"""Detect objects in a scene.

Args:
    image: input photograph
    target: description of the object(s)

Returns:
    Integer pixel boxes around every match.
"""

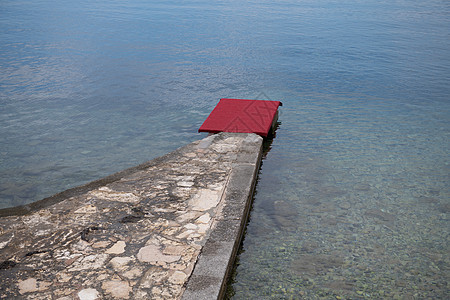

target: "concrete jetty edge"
[182,135,263,300]
[0,132,263,299]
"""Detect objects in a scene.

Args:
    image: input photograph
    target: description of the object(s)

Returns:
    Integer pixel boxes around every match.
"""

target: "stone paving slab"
[0,132,263,299]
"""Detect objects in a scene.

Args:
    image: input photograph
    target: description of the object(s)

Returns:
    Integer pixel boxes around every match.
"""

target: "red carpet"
[199,98,282,137]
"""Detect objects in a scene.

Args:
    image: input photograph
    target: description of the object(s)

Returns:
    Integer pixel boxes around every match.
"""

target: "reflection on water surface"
[0,0,448,298]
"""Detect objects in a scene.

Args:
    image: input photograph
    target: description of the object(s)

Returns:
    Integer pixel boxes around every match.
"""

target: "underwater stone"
[364,209,395,223]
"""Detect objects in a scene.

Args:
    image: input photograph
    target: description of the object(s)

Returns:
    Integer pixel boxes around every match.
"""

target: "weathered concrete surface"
[0,132,262,299]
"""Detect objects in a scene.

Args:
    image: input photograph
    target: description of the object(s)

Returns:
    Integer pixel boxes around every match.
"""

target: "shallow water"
[1,0,449,297]
[229,96,449,298]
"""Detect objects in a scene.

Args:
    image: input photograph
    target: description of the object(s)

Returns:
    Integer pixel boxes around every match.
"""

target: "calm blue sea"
[1,0,449,297]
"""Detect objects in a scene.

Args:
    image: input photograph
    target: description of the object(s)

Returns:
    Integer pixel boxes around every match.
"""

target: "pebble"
[338,201,351,210]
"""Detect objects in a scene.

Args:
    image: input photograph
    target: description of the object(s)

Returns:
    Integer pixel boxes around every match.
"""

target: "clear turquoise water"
[1,0,449,297]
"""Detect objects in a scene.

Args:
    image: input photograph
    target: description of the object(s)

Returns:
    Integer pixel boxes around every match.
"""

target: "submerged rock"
[438,202,450,213]
[290,254,344,276]
[364,209,395,223]
[324,279,355,292]
[271,200,300,231]
[416,196,439,204]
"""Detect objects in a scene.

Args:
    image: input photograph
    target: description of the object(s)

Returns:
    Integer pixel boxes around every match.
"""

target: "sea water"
[1,0,449,298]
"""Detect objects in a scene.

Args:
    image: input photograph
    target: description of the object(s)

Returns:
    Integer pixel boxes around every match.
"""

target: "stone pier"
[0,132,263,299]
